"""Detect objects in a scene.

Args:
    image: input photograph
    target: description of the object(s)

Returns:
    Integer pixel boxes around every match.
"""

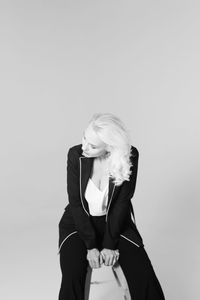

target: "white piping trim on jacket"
[130,210,136,224]
[120,234,140,247]
[105,183,116,223]
[79,157,89,216]
[57,231,78,254]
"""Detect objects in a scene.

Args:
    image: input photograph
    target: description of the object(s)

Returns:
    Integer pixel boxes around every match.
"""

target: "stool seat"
[84,262,131,300]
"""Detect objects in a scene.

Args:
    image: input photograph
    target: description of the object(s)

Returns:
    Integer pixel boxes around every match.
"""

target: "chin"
[83,152,90,157]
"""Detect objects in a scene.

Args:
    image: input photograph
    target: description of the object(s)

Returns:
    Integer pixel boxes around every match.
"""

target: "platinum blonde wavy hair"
[88,112,133,186]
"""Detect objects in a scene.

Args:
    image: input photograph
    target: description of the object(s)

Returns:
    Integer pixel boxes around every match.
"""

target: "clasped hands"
[87,248,120,269]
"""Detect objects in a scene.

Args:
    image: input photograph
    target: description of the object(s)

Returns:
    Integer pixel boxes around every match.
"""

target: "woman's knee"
[118,238,153,273]
[59,233,88,277]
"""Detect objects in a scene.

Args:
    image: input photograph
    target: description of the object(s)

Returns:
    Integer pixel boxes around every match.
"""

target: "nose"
[82,146,89,152]
[82,139,88,151]
[82,146,89,155]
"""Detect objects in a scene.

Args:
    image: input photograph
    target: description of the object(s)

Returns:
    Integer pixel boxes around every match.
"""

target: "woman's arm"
[67,147,97,249]
[102,147,139,249]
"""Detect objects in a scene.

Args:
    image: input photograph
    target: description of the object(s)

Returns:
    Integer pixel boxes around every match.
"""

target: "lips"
[83,151,89,156]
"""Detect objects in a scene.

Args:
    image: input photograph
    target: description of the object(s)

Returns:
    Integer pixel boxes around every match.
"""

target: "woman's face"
[81,126,108,158]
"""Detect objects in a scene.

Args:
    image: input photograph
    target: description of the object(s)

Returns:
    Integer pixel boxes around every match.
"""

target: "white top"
[84,178,109,216]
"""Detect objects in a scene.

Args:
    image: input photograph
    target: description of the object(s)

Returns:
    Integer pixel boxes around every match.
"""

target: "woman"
[58,112,165,299]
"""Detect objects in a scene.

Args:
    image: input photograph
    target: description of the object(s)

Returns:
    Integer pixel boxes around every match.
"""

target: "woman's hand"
[87,248,104,269]
[100,248,120,266]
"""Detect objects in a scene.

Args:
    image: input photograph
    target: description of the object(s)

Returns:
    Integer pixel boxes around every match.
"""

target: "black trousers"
[58,215,165,300]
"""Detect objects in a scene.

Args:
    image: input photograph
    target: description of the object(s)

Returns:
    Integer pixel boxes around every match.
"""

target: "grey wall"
[1,1,200,299]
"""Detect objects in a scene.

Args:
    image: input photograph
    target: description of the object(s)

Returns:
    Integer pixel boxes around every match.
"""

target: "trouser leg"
[58,233,89,300]
[118,237,165,300]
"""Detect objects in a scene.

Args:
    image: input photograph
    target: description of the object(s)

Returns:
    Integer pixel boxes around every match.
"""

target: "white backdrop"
[1,1,200,299]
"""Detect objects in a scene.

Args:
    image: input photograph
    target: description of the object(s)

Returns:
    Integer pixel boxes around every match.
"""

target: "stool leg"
[84,266,93,300]
[112,262,131,300]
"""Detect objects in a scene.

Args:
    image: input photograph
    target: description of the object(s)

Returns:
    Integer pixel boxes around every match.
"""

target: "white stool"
[84,262,131,300]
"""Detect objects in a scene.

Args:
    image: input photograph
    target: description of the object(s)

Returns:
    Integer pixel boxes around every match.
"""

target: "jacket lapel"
[79,155,116,216]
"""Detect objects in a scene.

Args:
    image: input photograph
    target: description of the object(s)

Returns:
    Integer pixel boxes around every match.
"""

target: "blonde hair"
[88,112,133,186]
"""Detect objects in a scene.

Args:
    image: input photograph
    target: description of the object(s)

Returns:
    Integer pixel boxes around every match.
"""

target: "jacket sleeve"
[102,147,139,250]
[66,147,97,250]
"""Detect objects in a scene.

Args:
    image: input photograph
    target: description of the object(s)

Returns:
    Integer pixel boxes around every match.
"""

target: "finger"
[99,254,103,265]
[113,252,119,259]
[91,258,95,267]
[102,253,107,264]
[110,255,114,266]
[112,258,116,266]
[109,253,115,266]
[111,253,117,266]
[106,256,111,266]
[103,255,108,266]
[94,259,100,268]
[94,262,100,268]
[95,255,100,267]
[105,256,110,266]
[112,256,118,266]
[102,253,107,265]
[91,258,97,268]
[110,256,114,266]
[102,252,111,266]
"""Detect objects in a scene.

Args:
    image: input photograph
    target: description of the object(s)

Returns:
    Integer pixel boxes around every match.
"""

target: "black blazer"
[58,144,144,253]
